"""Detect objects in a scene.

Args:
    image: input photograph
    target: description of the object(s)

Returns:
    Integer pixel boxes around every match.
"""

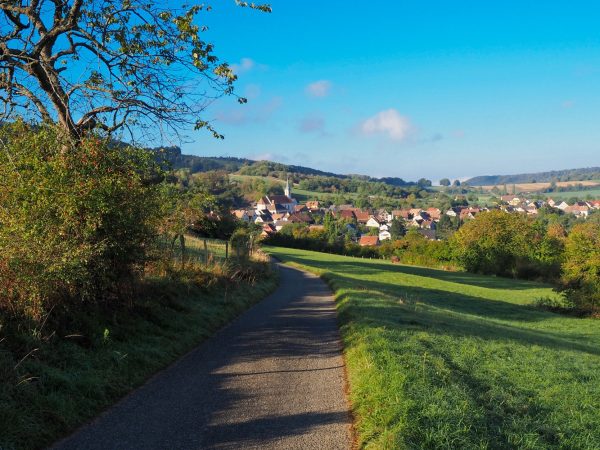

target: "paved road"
[51,263,352,450]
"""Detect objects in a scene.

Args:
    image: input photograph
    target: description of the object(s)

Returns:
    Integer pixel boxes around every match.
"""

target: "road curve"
[51,263,352,450]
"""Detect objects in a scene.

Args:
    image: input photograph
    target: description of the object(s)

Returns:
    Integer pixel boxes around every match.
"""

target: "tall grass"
[0,259,277,450]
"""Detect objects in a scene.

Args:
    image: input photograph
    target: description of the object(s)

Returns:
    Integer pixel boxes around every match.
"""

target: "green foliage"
[0,123,163,320]
[560,222,600,312]
[451,211,536,277]
[389,218,406,239]
[439,178,451,187]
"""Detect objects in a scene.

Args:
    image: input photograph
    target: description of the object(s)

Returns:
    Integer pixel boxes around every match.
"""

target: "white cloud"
[305,80,332,97]
[360,109,412,141]
[231,57,256,75]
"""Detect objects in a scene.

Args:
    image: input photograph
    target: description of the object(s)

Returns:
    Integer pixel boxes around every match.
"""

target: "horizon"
[176,1,600,181]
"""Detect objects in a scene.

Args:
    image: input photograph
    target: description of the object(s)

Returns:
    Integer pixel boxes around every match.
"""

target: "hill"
[466,167,600,186]
[154,146,415,187]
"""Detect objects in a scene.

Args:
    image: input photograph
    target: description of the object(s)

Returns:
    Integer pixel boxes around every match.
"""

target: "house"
[294,204,308,213]
[359,235,380,247]
[555,201,570,211]
[566,203,590,217]
[426,207,442,221]
[308,224,325,232]
[445,207,462,217]
[339,210,356,221]
[525,204,538,215]
[375,209,392,223]
[305,200,321,211]
[271,212,289,222]
[392,209,413,221]
[272,220,288,231]
[287,212,314,224]
[379,223,390,232]
[588,200,600,209]
[232,209,250,222]
[378,230,392,241]
[354,210,371,224]
[501,195,523,206]
[254,210,273,224]
[260,223,276,237]
[365,217,381,228]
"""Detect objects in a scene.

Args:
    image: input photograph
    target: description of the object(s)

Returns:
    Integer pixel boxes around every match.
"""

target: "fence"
[182,234,229,264]
[163,233,257,265]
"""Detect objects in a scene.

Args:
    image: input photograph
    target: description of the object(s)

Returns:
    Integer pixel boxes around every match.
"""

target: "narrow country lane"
[51,263,353,450]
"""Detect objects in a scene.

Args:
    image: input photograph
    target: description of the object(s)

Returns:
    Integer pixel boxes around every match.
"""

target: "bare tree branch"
[0,0,271,142]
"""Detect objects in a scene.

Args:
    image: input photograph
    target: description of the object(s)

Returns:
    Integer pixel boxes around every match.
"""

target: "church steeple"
[284,175,291,198]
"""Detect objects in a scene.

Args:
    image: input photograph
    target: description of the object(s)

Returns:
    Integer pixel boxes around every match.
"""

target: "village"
[231,177,600,246]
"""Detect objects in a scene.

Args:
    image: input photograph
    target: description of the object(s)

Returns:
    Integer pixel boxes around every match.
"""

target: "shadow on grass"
[274,250,547,291]
[329,273,600,357]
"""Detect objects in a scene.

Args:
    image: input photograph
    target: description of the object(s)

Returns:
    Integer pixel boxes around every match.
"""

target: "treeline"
[467,167,600,186]
[154,146,253,173]
[265,210,600,313]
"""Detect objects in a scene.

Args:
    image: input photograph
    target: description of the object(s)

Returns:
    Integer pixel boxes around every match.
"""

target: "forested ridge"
[467,167,600,185]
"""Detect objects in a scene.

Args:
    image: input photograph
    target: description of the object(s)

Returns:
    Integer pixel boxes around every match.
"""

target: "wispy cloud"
[231,57,265,75]
[215,97,282,126]
[298,114,329,137]
[305,80,332,97]
[360,109,413,141]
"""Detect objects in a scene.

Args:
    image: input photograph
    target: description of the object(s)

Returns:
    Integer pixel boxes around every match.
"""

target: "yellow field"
[480,180,600,192]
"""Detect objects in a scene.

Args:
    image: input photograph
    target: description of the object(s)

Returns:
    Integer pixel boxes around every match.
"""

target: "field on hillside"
[266,247,600,449]
[479,179,600,193]
[546,187,600,200]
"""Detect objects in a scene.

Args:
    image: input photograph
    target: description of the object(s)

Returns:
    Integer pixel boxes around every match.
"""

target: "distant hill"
[466,167,600,186]
[153,146,415,186]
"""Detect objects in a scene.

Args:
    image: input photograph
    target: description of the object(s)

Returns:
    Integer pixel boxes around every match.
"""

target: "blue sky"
[179,1,600,182]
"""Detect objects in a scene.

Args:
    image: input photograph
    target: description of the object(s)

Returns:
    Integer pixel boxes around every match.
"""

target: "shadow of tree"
[277,251,548,291]
[328,273,600,356]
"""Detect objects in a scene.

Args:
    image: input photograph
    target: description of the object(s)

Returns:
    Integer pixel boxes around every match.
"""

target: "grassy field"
[0,266,277,450]
[266,246,600,449]
[546,187,600,200]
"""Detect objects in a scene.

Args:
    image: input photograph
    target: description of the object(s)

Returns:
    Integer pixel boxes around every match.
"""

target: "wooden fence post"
[225,241,229,259]
[204,239,208,263]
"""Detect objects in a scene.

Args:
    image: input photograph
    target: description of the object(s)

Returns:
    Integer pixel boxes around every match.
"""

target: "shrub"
[451,211,536,277]
[0,123,163,320]
[559,222,600,313]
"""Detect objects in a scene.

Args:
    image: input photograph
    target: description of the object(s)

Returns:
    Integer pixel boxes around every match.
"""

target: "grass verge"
[265,246,600,449]
[0,262,278,450]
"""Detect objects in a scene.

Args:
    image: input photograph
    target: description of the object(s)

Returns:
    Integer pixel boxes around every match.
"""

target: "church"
[255,176,298,214]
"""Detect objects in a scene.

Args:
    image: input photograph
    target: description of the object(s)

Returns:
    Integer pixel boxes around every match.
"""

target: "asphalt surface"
[51,263,352,450]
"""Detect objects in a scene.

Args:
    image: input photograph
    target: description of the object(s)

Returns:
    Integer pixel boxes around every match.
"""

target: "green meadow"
[266,246,600,449]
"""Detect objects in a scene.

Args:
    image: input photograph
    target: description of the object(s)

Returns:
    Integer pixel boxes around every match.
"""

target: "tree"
[452,179,461,187]
[560,222,600,312]
[417,178,432,187]
[439,178,451,187]
[451,210,534,277]
[0,1,270,140]
[389,218,406,239]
